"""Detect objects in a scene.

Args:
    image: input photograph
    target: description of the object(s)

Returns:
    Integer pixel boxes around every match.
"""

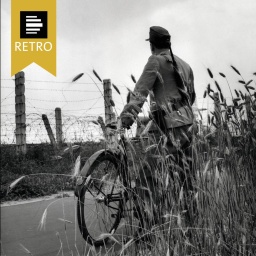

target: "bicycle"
[75,119,147,247]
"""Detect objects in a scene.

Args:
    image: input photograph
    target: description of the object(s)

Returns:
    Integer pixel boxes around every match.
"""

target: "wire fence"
[1,74,248,145]
[1,112,106,144]
[1,77,119,144]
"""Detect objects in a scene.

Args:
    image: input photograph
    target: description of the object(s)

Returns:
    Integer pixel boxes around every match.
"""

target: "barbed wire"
[2,86,101,93]
[2,74,247,145]
[1,112,105,144]
[26,96,102,103]
[1,78,102,85]
[1,78,128,88]
[1,79,131,94]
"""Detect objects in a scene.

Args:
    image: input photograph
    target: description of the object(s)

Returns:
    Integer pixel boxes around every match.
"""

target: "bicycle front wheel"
[77,151,127,246]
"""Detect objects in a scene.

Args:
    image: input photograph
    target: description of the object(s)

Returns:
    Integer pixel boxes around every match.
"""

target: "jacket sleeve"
[121,55,159,115]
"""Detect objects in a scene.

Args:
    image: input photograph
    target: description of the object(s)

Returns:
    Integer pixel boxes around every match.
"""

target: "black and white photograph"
[1,0,256,255]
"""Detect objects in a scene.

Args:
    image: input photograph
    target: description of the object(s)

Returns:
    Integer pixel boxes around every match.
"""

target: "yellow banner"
[11,0,56,76]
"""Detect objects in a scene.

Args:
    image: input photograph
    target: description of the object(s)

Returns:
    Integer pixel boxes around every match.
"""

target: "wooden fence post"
[213,92,221,127]
[42,114,58,152]
[55,108,63,146]
[245,95,252,127]
[103,79,118,149]
[15,71,26,154]
[97,116,107,138]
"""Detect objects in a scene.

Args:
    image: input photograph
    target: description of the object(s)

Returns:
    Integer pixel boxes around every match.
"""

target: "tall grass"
[2,67,256,255]
[115,67,256,255]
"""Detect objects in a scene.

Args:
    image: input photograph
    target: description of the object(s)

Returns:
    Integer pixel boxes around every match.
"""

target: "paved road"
[1,195,133,256]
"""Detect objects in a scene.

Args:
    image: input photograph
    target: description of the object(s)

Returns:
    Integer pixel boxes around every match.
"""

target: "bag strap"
[162,54,192,106]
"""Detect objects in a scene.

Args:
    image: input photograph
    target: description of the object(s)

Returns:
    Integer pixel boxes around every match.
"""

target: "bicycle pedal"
[95,195,105,203]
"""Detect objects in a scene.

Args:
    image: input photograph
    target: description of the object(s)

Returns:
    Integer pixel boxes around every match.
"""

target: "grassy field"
[1,67,256,255]
[0,142,104,201]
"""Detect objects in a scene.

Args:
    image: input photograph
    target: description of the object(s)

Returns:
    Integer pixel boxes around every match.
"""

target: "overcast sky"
[1,0,256,141]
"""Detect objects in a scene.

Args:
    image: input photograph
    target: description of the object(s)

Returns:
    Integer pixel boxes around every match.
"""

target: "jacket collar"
[158,49,170,56]
[153,48,169,55]
[158,50,173,62]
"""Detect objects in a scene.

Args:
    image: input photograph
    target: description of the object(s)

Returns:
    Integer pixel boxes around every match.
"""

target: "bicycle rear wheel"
[77,152,127,246]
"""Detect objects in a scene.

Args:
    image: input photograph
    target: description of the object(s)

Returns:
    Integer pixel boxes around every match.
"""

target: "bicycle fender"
[80,149,106,177]
[74,149,119,197]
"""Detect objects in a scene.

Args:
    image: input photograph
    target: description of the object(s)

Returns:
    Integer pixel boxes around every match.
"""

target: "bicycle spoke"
[93,184,107,196]
[77,154,127,245]
[96,203,112,233]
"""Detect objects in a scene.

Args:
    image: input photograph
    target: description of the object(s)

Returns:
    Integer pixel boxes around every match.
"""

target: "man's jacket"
[121,50,195,130]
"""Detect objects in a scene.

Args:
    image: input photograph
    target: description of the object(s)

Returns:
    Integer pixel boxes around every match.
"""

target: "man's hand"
[120,102,141,129]
[120,112,135,129]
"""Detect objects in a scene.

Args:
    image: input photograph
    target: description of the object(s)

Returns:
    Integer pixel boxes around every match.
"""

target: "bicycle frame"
[75,119,149,246]
[75,119,129,198]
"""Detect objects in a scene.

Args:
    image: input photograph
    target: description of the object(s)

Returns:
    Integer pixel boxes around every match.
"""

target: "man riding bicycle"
[120,26,196,227]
